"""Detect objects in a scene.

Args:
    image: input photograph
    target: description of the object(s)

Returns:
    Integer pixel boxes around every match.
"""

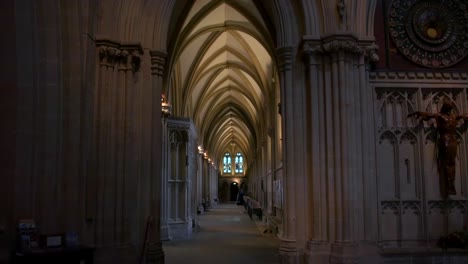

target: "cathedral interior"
[2,0,468,263]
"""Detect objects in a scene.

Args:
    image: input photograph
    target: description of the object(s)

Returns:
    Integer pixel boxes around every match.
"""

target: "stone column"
[302,39,330,263]
[91,39,145,263]
[160,95,171,240]
[302,35,380,264]
[187,122,197,219]
[276,46,301,263]
[362,43,379,243]
[202,157,210,207]
[94,40,122,246]
[197,153,204,209]
[145,49,167,263]
[210,165,218,206]
[119,44,143,244]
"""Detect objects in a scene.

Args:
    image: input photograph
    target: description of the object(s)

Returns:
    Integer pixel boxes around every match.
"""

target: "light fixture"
[161,94,172,117]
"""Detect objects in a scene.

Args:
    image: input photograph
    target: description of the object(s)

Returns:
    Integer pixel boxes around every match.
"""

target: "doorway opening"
[230,182,239,202]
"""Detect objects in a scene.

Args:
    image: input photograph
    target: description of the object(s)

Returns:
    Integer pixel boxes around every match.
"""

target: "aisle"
[163,203,280,264]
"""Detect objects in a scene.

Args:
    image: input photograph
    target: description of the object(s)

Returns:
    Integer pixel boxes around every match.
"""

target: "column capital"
[302,40,323,65]
[96,39,144,71]
[121,43,144,72]
[363,42,379,64]
[150,50,168,77]
[97,46,120,66]
[97,39,119,67]
[322,39,363,55]
[302,40,323,56]
[276,46,294,72]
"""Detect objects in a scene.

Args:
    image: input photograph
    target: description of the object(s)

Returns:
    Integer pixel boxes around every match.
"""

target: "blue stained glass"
[224,153,232,173]
[235,152,244,173]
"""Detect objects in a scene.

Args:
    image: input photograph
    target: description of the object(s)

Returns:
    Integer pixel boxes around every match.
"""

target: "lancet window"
[235,152,244,173]
[223,153,232,173]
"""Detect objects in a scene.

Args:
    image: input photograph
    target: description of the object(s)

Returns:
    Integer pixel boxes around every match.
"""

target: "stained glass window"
[223,153,232,173]
[235,152,243,173]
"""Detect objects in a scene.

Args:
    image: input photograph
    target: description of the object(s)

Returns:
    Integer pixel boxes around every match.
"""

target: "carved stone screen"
[371,72,468,248]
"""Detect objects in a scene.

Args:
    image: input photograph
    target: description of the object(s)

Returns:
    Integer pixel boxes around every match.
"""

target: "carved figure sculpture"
[408,101,468,196]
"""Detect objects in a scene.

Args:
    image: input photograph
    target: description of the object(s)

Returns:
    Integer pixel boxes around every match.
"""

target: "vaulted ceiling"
[167,0,275,171]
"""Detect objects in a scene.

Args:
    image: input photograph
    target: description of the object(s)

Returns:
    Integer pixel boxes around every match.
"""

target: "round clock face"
[388,0,468,68]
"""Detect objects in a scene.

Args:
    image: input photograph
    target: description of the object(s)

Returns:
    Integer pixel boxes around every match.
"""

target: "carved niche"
[388,0,468,68]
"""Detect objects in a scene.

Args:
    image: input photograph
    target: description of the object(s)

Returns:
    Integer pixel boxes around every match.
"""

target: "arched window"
[223,153,232,173]
[235,152,244,173]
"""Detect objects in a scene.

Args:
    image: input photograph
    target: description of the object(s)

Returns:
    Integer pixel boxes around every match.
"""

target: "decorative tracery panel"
[376,89,417,129]
[375,85,468,248]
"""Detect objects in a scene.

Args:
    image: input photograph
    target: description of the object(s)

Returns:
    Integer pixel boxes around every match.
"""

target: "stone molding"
[323,39,363,55]
[276,46,294,72]
[96,39,144,72]
[370,71,468,82]
[306,240,331,250]
[167,117,197,137]
[150,50,167,77]
[302,41,323,56]
[365,43,379,63]
[279,238,299,254]
[379,200,467,215]
[428,200,467,214]
[337,0,346,21]
[302,36,379,63]
[330,242,359,264]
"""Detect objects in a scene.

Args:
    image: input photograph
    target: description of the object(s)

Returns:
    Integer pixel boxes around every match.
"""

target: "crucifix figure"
[408,101,468,197]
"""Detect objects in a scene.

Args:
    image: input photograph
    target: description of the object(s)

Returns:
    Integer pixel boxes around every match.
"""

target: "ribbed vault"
[167,0,275,173]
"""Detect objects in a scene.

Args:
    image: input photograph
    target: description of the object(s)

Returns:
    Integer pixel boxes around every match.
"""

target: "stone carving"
[116,50,129,71]
[322,40,362,55]
[408,101,468,196]
[98,46,108,62]
[428,200,449,214]
[388,0,468,68]
[364,43,379,63]
[370,71,468,81]
[302,38,379,67]
[428,200,467,214]
[150,50,167,77]
[130,50,142,72]
[96,40,144,71]
[337,0,345,20]
[381,201,400,215]
[382,201,423,215]
[449,200,467,213]
[97,46,119,66]
[400,131,417,144]
[376,89,417,129]
[402,201,421,214]
[302,41,323,64]
[379,131,397,144]
[302,42,323,55]
[276,46,294,72]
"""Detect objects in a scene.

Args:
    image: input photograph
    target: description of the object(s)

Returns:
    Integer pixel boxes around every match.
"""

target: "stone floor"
[163,203,280,264]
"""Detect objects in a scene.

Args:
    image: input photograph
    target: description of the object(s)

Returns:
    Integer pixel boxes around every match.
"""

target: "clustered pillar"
[301,36,379,264]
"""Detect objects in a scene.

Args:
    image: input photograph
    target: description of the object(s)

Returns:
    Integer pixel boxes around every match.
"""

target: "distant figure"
[236,188,244,205]
[408,101,468,196]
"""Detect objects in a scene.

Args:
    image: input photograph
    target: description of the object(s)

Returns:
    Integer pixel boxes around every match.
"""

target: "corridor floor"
[163,203,280,264]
